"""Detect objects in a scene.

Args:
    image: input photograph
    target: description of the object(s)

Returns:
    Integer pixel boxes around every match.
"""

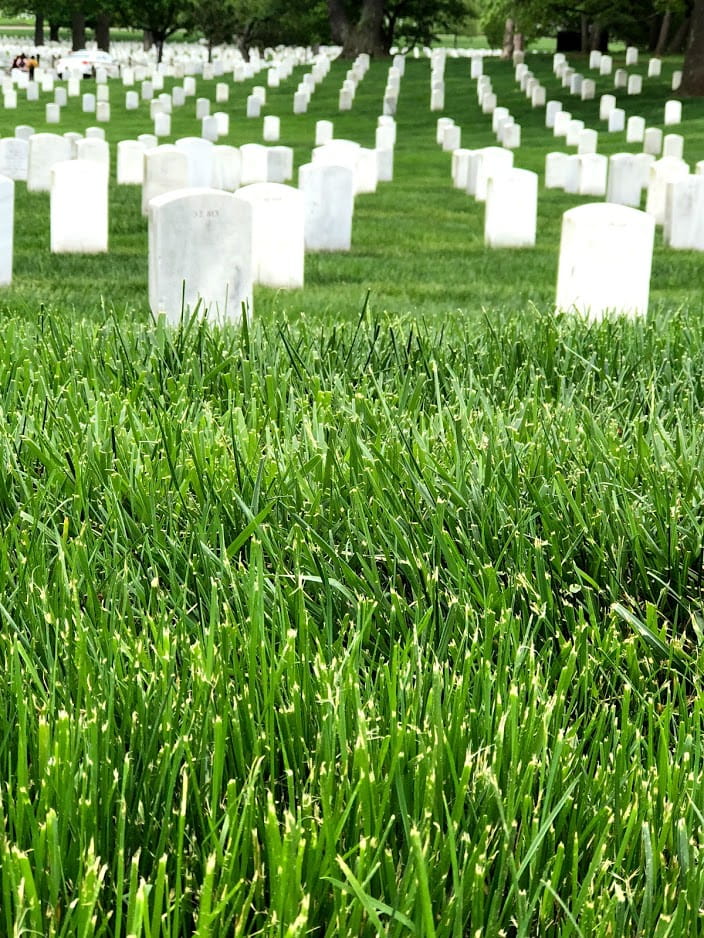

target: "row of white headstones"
[0,42,693,322]
[428,46,702,318]
[0,48,400,323]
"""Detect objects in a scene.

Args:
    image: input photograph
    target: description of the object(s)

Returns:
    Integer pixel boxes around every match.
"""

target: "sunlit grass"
[0,50,703,937]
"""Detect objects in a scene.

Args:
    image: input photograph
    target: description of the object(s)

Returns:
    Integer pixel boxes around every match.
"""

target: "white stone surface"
[578,153,608,196]
[645,156,690,224]
[51,160,108,253]
[263,115,280,142]
[545,152,568,189]
[267,146,294,183]
[556,203,655,319]
[315,120,333,146]
[545,100,562,128]
[149,188,253,324]
[0,174,14,283]
[644,127,663,155]
[117,140,146,185]
[233,182,304,288]
[607,153,642,207]
[663,133,684,159]
[142,145,188,215]
[484,169,537,248]
[0,138,28,181]
[664,175,704,249]
[76,137,109,169]
[175,137,214,187]
[212,145,242,191]
[298,162,354,251]
[599,94,616,121]
[27,133,72,192]
[664,100,682,125]
[627,116,645,143]
[608,108,625,132]
[475,146,514,201]
[240,143,269,185]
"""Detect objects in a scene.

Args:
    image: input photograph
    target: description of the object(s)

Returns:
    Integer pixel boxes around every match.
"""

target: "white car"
[55,49,117,79]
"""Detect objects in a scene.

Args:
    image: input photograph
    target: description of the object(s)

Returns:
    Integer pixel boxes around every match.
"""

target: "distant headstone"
[664,100,682,125]
[240,143,269,185]
[76,137,109,170]
[154,113,171,138]
[556,203,655,318]
[315,120,333,146]
[298,162,354,251]
[0,174,13,284]
[648,58,662,78]
[577,153,608,196]
[46,103,60,124]
[212,145,241,191]
[267,145,293,184]
[626,46,638,66]
[545,152,568,189]
[27,133,72,192]
[645,156,690,224]
[263,115,280,142]
[126,91,139,110]
[149,188,253,324]
[474,146,514,201]
[606,153,642,207]
[663,133,684,159]
[0,138,28,181]
[599,94,616,121]
[175,137,215,187]
[627,75,642,95]
[643,127,663,155]
[51,161,108,253]
[82,93,96,113]
[664,175,704,249]
[545,100,562,128]
[233,182,304,288]
[485,169,537,248]
[627,116,645,144]
[608,108,625,132]
[117,140,145,185]
[15,124,33,141]
[142,145,189,215]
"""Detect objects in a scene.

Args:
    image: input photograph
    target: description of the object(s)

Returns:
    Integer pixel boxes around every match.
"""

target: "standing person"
[27,53,37,79]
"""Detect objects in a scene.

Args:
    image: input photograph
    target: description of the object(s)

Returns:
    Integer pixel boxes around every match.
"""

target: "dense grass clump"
[0,303,703,936]
[0,46,703,936]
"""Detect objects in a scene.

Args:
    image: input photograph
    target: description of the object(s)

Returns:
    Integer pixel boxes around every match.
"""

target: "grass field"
[1,47,704,937]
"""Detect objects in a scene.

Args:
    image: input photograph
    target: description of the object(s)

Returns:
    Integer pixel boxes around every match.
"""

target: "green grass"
[0,46,704,937]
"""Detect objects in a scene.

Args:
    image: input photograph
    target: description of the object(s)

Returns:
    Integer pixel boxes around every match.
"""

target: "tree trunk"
[329,0,388,57]
[501,18,514,60]
[655,11,672,56]
[143,29,153,51]
[681,0,704,95]
[668,16,691,53]
[34,13,44,46]
[71,10,86,51]
[580,14,589,53]
[327,0,349,45]
[95,11,110,52]
[49,22,60,42]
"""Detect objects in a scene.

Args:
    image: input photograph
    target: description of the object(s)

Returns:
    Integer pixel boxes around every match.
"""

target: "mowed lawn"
[0,47,704,937]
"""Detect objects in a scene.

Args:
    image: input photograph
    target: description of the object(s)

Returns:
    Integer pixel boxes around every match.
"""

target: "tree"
[114,0,187,61]
[327,0,476,57]
[681,0,704,92]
